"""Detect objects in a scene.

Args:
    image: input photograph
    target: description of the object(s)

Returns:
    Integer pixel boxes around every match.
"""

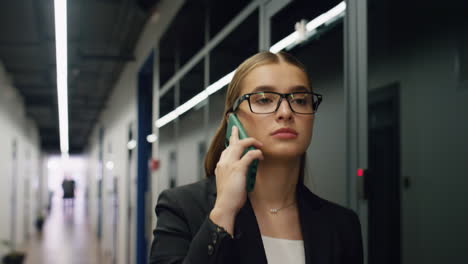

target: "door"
[112,176,118,264]
[126,122,136,264]
[97,127,104,239]
[368,84,401,264]
[11,139,17,247]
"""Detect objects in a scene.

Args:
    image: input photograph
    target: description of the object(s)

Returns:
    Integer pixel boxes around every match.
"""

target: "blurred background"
[0,0,467,263]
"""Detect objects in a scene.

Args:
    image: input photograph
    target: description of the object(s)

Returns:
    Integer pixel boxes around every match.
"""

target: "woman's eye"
[256,98,273,104]
[291,99,307,105]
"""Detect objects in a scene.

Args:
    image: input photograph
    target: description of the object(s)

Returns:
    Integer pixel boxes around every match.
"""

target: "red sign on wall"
[149,158,160,171]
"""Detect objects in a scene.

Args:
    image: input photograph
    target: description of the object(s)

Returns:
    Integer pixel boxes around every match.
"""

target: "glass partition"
[367,1,468,263]
[270,0,347,207]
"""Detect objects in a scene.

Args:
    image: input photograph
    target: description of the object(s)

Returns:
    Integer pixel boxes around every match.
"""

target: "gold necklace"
[269,201,296,214]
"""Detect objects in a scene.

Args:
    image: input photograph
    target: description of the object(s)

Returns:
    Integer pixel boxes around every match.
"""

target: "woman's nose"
[276,98,293,120]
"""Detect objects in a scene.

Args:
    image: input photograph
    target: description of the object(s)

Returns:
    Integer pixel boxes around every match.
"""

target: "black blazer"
[149,176,363,264]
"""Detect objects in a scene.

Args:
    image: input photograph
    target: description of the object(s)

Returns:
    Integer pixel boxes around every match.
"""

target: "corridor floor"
[24,196,111,264]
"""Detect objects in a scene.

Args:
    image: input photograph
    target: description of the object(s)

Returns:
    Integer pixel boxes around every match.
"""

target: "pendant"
[270,208,279,214]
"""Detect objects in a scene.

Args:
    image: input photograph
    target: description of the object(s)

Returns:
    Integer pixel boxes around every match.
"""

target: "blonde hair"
[204,51,311,182]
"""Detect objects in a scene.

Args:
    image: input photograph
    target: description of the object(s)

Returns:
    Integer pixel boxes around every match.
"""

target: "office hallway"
[0,1,467,263]
[23,195,111,264]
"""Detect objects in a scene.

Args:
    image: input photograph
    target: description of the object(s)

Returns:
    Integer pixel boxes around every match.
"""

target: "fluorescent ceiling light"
[127,139,137,149]
[155,70,236,128]
[269,31,299,53]
[156,110,179,128]
[206,71,235,95]
[177,91,208,116]
[156,2,346,128]
[106,161,114,170]
[146,134,158,143]
[54,0,69,154]
[47,160,58,170]
[155,71,236,128]
[270,1,346,53]
[306,2,345,32]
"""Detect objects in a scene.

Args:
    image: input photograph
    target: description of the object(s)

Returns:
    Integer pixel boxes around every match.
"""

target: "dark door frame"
[368,83,401,264]
[136,51,154,264]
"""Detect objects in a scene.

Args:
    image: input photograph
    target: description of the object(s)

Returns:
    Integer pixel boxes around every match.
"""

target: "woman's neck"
[248,156,301,209]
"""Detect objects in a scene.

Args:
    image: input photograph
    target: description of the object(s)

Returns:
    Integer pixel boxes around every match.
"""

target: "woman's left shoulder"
[299,185,364,261]
[300,184,360,225]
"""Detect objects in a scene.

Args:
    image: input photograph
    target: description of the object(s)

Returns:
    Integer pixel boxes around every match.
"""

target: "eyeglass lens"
[249,92,316,114]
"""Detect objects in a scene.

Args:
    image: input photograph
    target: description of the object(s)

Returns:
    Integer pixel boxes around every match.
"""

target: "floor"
[23,196,111,264]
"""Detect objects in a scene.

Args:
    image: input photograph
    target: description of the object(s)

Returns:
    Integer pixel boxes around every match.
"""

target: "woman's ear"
[224,111,232,122]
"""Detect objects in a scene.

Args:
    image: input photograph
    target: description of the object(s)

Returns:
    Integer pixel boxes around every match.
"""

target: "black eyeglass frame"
[232,91,323,114]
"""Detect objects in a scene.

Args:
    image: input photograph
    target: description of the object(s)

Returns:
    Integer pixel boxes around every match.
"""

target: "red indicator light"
[357,168,364,177]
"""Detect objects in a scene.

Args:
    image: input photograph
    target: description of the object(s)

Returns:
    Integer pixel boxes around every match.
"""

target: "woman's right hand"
[209,125,264,234]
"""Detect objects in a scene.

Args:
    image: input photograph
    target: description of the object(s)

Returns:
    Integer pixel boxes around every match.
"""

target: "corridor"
[24,195,110,264]
[0,0,467,263]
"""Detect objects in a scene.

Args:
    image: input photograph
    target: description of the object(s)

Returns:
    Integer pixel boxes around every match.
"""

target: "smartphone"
[225,113,258,192]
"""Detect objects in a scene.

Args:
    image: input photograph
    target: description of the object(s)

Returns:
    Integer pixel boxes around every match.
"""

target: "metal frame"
[159,0,261,97]
[264,0,293,49]
[136,52,154,264]
[232,91,322,114]
[258,0,268,51]
[203,4,211,148]
[344,0,368,262]
[149,46,161,261]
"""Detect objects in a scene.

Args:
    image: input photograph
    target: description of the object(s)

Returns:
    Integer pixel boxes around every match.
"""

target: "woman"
[149,51,363,264]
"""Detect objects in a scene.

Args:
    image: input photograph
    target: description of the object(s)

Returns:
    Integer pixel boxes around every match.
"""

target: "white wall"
[84,1,185,263]
[86,133,100,236]
[158,89,226,191]
[304,65,346,206]
[0,61,43,254]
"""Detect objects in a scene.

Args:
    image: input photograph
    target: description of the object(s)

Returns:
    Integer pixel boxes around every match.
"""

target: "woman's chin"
[261,148,304,161]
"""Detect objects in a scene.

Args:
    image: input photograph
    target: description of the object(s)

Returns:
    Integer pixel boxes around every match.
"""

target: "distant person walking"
[62,175,76,208]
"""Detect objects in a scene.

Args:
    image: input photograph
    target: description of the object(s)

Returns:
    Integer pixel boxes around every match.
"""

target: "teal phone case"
[225,113,258,192]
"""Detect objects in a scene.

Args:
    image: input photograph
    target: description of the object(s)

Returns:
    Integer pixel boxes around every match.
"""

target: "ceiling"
[0,0,156,154]
[0,0,255,154]
[1,0,343,154]
[2,0,466,154]
[0,0,339,154]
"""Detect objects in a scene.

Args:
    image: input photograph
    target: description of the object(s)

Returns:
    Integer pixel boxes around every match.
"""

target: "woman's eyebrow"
[289,85,310,92]
[250,85,310,93]
[251,85,275,93]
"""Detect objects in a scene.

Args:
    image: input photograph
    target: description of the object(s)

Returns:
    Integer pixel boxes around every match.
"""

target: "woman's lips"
[270,128,298,139]
[272,133,298,139]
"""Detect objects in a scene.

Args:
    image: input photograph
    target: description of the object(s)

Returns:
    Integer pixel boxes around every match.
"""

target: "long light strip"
[269,31,300,53]
[306,1,346,32]
[54,0,69,154]
[155,71,235,128]
[270,1,346,53]
[155,2,346,128]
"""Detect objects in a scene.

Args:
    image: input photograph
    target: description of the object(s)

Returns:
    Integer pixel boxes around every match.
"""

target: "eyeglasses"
[232,91,322,114]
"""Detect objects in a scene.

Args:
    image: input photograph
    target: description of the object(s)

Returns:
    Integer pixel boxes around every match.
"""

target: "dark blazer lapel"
[207,176,217,210]
[208,177,267,264]
[209,177,337,264]
[235,198,268,264]
[297,183,335,264]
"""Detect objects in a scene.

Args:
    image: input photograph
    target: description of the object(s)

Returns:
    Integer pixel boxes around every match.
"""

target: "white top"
[261,235,305,264]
